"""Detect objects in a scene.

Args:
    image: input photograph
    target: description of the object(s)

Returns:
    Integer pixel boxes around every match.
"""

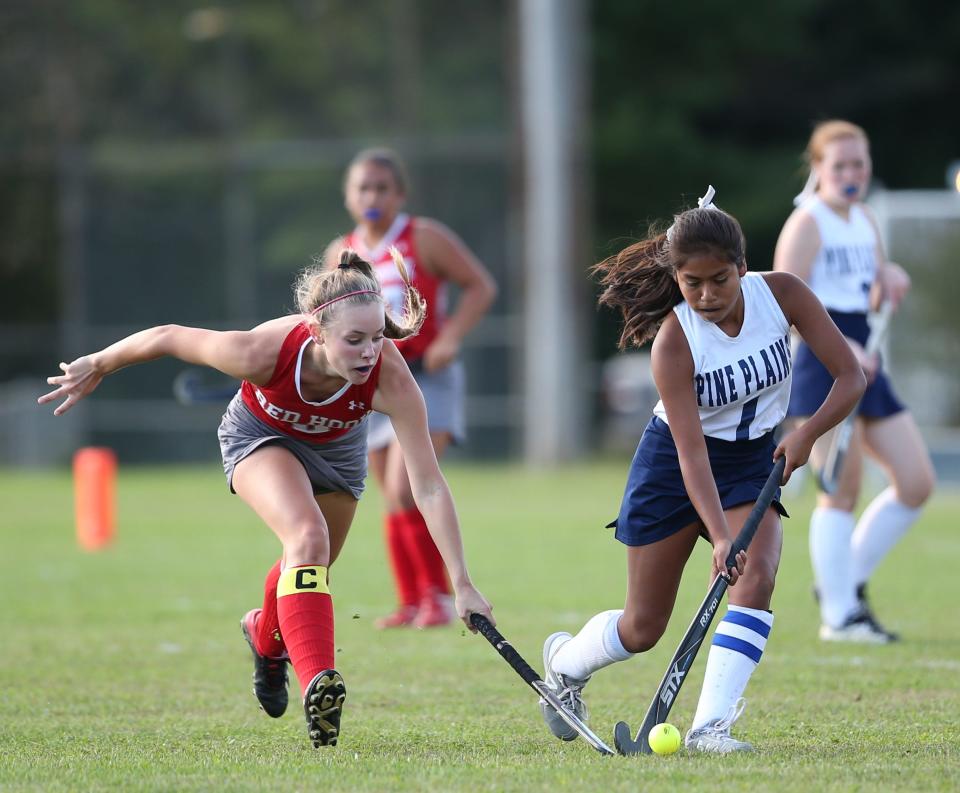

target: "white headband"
[667,185,718,242]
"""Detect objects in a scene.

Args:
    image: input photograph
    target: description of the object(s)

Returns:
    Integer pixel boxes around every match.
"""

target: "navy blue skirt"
[610,416,786,547]
[788,311,904,419]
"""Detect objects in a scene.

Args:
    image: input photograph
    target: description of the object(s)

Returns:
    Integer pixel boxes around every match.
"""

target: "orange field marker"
[73,447,117,550]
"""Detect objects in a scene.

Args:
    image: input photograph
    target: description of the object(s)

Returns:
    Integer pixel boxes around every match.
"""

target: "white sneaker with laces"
[684,698,753,754]
[539,631,590,741]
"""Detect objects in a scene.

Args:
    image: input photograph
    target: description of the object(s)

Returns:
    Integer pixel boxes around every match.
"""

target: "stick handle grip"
[470,613,540,686]
[724,456,785,570]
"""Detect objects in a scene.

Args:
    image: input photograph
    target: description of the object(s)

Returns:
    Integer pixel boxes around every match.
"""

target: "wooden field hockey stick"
[817,301,894,494]
[613,456,786,756]
[470,613,615,756]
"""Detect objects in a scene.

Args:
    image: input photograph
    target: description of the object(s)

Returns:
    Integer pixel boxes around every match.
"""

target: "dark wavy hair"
[593,206,746,348]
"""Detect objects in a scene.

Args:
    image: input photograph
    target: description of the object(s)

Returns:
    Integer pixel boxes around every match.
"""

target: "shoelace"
[556,676,589,716]
[703,697,747,737]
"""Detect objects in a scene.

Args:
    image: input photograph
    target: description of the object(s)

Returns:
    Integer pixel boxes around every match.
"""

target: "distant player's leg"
[370,438,421,629]
[383,433,455,629]
[806,423,876,640]
[233,446,347,747]
[540,523,697,740]
[686,504,780,754]
[240,559,289,717]
[852,412,935,636]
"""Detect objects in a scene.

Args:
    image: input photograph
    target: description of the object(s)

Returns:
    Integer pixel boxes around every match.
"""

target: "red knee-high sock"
[254,559,287,658]
[385,512,420,607]
[277,565,336,697]
[400,506,450,596]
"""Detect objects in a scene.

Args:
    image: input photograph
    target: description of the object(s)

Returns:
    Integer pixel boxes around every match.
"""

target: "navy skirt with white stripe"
[788,310,904,419]
[609,416,786,547]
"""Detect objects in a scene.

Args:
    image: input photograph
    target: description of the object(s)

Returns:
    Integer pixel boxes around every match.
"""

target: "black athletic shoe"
[812,584,900,642]
[855,584,900,642]
[303,669,346,748]
[241,609,289,718]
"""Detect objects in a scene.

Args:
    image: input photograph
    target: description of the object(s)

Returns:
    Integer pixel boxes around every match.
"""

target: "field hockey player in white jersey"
[537,188,865,753]
[774,120,935,643]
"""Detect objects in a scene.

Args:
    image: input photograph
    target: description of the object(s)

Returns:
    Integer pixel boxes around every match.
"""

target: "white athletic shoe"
[539,631,590,741]
[685,698,753,754]
[819,613,894,644]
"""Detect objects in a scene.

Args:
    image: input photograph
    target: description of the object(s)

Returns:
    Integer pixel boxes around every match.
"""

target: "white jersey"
[653,272,792,441]
[801,196,877,313]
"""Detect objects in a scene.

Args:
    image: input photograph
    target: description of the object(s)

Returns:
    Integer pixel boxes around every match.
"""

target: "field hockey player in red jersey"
[38,248,494,748]
[326,148,497,630]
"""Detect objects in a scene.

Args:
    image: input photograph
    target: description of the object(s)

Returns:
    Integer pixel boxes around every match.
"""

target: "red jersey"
[344,213,445,362]
[240,323,381,443]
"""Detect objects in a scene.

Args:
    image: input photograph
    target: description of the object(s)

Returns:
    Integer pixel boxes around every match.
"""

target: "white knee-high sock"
[810,507,858,627]
[690,605,774,731]
[851,487,921,585]
[552,609,633,680]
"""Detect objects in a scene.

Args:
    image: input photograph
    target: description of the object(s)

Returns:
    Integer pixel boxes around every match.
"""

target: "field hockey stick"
[613,456,786,756]
[173,369,240,405]
[816,301,894,494]
[470,613,615,756]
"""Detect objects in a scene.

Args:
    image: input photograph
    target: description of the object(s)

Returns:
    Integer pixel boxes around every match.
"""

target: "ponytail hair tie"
[667,184,718,242]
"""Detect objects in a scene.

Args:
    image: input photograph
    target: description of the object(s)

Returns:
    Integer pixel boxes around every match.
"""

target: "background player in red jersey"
[326,148,497,629]
[38,249,493,748]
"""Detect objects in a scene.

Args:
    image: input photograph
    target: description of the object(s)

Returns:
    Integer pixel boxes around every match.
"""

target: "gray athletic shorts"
[218,393,368,499]
[367,359,466,451]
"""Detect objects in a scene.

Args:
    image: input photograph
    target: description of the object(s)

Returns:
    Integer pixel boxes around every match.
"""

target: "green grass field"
[1,461,958,792]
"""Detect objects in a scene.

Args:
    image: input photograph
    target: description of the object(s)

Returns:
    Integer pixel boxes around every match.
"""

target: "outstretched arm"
[372,342,494,628]
[38,318,294,416]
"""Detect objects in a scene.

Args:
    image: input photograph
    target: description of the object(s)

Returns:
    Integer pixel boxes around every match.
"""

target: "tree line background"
[2,0,958,459]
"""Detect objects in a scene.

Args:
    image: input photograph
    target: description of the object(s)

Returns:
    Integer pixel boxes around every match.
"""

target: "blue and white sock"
[552,609,633,680]
[690,605,774,731]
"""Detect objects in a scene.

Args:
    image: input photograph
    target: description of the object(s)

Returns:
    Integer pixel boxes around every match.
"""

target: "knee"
[896,471,935,509]
[737,563,777,609]
[820,493,857,513]
[285,518,330,564]
[382,482,414,513]
[617,611,667,654]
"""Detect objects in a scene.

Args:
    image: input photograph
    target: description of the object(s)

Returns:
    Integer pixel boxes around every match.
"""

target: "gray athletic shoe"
[685,698,753,754]
[819,612,894,644]
[539,631,590,741]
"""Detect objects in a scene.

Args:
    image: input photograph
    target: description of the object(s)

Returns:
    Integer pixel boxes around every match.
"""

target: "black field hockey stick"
[613,456,786,756]
[470,613,615,756]
[817,301,893,494]
[173,368,240,405]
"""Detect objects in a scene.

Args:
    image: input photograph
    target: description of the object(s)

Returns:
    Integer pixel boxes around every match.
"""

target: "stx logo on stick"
[659,663,686,707]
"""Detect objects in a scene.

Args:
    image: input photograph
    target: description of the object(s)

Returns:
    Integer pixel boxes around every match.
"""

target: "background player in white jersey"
[326,148,497,629]
[537,190,865,753]
[774,120,935,643]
